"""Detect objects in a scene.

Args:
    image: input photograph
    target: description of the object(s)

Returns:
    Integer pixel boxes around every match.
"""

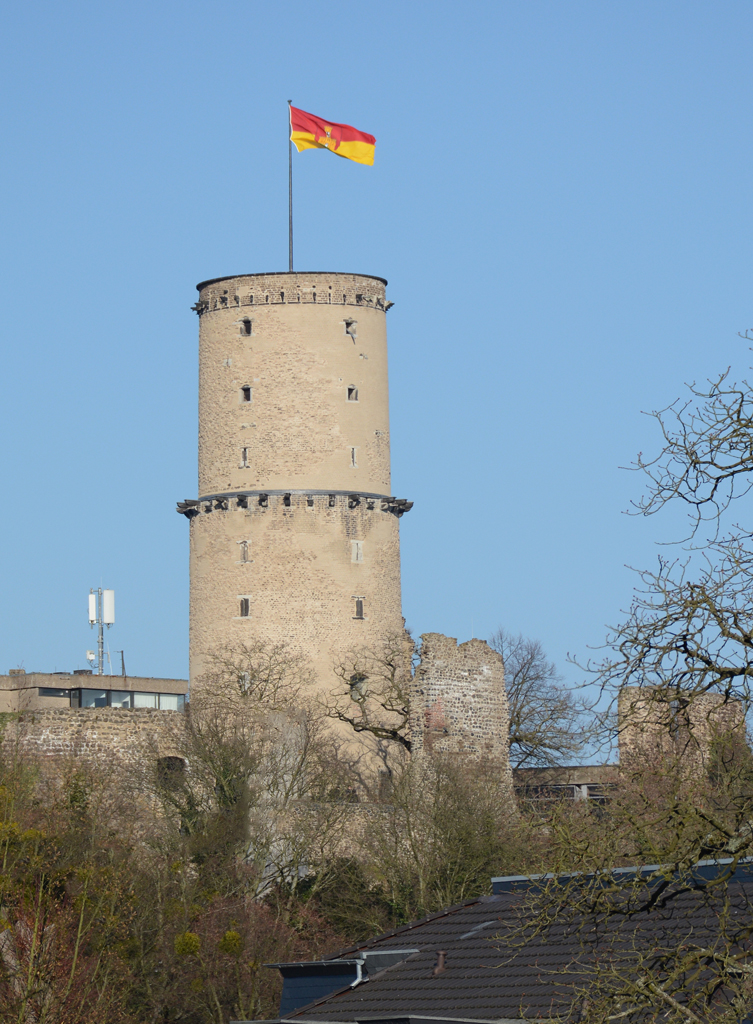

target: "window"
[134,692,158,708]
[159,693,180,711]
[81,689,108,708]
[350,447,358,467]
[347,386,358,402]
[109,691,132,709]
[240,448,249,468]
[354,598,365,620]
[241,386,252,402]
[238,540,249,562]
[239,597,250,617]
[344,319,357,341]
[240,318,252,336]
[38,687,68,698]
[351,540,363,563]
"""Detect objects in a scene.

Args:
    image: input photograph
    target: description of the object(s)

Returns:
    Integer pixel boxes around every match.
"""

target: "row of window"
[240,447,360,469]
[233,317,357,337]
[236,597,365,620]
[39,687,185,710]
[238,385,359,403]
[234,540,363,563]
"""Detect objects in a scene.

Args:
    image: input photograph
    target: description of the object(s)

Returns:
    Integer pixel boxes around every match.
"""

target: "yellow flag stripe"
[291,131,375,167]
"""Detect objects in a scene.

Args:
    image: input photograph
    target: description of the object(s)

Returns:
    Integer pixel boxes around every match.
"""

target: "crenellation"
[194,272,389,318]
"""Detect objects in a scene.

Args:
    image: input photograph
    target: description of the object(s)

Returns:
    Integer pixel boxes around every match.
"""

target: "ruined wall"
[618,686,746,771]
[185,271,410,692]
[412,633,513,774]
[0,708,185,768]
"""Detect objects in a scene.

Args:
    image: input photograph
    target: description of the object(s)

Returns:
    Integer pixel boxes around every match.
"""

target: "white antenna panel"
[103,590,115,625]
[88,593,97,623]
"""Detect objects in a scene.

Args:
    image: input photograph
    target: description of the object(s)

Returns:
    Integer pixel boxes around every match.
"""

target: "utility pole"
[88,588,114,675]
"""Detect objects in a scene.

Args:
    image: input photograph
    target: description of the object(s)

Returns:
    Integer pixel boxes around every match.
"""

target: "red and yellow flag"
[289,105,375,166]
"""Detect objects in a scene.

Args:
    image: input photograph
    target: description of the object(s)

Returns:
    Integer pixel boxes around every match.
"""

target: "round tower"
[179,272,412,691]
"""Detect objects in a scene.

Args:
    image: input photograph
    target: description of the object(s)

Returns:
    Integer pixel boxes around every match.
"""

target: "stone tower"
[179,272,412,691]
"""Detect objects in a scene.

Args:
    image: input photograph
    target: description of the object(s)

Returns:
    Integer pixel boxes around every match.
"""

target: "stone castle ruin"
[617,685,746,773]
[3,268,739,797]
[1,269,514,792]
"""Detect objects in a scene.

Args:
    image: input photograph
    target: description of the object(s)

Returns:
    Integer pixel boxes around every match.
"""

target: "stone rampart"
[0,708,186,768]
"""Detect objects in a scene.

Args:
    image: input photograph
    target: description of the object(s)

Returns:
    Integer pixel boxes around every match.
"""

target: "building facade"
[0,670,187,713]
[180,272,412,691]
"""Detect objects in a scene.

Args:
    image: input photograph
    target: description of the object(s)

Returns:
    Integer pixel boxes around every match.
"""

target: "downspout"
[350,958,365,988]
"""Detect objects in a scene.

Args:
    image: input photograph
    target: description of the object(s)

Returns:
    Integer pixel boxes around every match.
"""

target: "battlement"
[193,272,391,316]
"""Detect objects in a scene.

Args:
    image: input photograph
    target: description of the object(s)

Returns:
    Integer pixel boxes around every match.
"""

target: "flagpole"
[288,100,293,272]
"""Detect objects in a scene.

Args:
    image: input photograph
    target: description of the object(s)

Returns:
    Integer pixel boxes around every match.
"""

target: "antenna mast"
[88,588,114,675]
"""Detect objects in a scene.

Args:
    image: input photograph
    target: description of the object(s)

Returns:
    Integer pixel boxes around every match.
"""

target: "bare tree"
[489,628,589,768]
[498,743,753,1024]
[138,641,355,900]
[509,359,753,1021]
[323,633,415,770]
[586,366,753,734]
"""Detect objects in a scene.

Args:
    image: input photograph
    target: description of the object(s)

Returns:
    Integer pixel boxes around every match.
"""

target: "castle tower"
[179,272,412,691]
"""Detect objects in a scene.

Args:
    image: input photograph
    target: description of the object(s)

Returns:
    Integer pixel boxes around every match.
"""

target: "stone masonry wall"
[0,708,186,768]
[187,271,408,692]
[412,633,513,776]
[618,686,746,771]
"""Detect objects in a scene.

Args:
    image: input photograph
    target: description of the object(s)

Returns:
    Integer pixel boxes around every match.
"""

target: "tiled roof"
[283,876,753,1022]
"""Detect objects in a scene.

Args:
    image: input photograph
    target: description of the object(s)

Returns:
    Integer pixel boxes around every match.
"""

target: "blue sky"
[1,0,751,685]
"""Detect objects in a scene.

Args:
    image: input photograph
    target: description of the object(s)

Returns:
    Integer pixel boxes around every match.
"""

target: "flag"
[289,105,376,166]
